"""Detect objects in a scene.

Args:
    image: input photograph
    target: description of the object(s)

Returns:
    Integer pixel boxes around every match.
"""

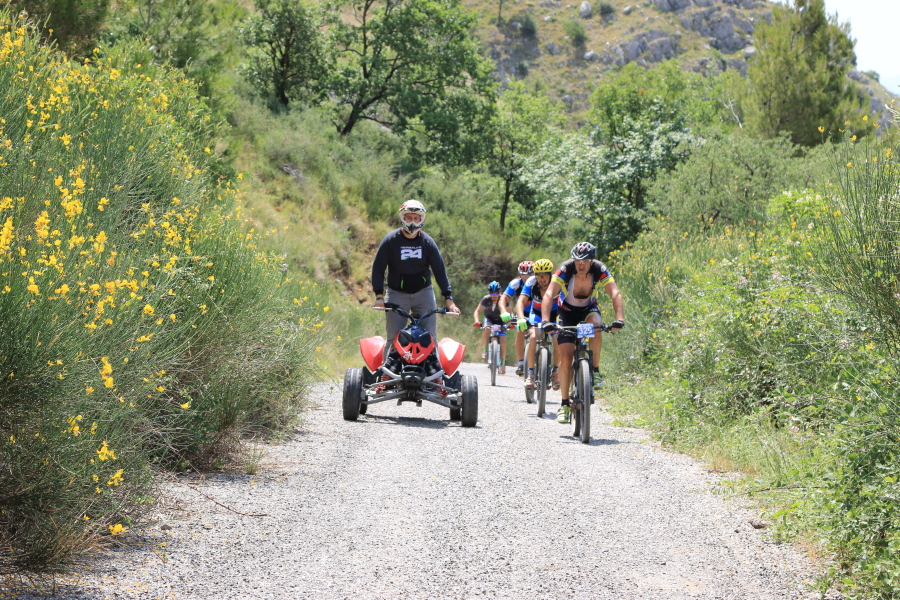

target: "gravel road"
[10,363,831,600]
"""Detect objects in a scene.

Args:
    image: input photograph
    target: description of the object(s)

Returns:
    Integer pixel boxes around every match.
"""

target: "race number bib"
[576,323,595,339]
[492,325,504,335]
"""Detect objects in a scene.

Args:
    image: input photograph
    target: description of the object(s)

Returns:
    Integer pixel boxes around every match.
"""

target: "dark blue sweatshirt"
[371,229,453,298]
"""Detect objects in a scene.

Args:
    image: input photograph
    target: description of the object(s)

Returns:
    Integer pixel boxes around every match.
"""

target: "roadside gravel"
[10,363,835,599]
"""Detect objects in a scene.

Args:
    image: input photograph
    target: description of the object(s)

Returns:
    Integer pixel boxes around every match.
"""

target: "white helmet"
[398,199,426,234]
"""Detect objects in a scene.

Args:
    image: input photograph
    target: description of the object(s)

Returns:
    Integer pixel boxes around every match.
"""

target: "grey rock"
[744,45,756,60]
[580,0,592,17]
[653,0,691,12]
[544,14,552,21]
[623,5,634,14]
[545,41,561,55]
[848,68,870,84]
[584,50,598,61]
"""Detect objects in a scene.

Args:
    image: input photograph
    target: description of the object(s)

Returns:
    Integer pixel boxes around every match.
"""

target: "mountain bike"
[533,329,554,418]
[480,322,510,386]
[554,322,613,443]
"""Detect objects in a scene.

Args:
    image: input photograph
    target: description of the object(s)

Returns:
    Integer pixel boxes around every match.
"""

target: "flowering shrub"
[0,12,322,571]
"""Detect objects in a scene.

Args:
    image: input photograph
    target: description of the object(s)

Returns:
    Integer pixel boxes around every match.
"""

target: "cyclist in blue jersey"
[499,261,534,376]
[541,242,624,424]
[473,280,508,374]
[516,258,561,391]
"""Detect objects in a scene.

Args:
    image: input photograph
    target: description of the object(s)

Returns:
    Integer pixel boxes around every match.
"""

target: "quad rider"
[516,259,561,391]
[499,261,534,376]
[372,200,460,355]
[540,242,624,424]
[474,281,508,375]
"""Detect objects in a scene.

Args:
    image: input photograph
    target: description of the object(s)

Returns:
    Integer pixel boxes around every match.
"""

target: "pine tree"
[746,0,866,146]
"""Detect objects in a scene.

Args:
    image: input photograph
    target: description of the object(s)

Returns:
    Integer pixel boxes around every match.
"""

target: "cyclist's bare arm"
[473,303,483,323]
[498,293,512,314]
[515,292,529,322]
[604,281,625,323]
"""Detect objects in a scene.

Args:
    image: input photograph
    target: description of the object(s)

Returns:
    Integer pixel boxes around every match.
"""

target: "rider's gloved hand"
[541,322,557,333]
[500,312,512,322]
[611,320,625,330]
[516,319,529,332]
[473,321,482,328]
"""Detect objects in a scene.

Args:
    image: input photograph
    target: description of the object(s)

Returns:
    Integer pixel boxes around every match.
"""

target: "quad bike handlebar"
[372,302,458,325]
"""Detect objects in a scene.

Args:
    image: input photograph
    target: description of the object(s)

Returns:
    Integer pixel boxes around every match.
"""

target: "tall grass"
[0,14,321,572]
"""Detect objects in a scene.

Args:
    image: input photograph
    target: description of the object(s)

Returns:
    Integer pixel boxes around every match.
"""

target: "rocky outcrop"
[601,29,682,65]
[680,5,754,53]
[579,1,592,18]
[655,0,762,11]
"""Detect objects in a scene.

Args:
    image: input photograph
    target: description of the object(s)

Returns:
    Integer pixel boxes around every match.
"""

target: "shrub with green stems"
[0,13,321,571]
[563,19,587,47]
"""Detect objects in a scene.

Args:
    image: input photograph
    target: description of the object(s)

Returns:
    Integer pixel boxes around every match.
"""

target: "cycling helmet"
[570,241,596,261]
[488,281,501,293]
[517,261,534,276]
[398,199,426,234]
[533,258,554,274]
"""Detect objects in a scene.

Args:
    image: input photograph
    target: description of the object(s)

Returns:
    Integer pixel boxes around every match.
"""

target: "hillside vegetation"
[3,0,900,597]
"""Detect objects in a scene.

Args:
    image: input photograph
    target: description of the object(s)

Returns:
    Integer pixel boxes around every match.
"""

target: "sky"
[776,0,900,94]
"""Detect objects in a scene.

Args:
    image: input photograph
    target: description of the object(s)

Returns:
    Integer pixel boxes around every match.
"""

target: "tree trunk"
[499,176,513,231]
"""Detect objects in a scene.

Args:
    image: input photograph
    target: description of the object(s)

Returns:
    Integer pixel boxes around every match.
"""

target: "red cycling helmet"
[517,261,534,276]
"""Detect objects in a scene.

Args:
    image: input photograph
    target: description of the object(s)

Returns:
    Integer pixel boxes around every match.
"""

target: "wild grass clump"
[0,13,321,572]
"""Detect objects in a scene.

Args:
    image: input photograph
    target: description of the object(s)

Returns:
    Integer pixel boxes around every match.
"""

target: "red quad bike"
[342,302,478,427]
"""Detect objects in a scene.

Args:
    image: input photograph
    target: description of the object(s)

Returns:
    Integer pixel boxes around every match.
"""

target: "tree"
[239,0,324,106]
[745,0,866,146]
[321,0,497,165]
[486,81,565,231]
[10,0,110,56]
[521,109,692,257]
[648,132,822,231]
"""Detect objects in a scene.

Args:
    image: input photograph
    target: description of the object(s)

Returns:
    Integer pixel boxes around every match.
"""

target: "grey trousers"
[385,286,438,345]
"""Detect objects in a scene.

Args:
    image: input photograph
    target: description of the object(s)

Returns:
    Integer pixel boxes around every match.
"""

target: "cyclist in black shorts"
[540,242,624,424]
[473,281,508,374]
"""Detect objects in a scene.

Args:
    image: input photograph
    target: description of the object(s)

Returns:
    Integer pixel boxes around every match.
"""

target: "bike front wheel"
[536,346,550,418]
[489,339,499,386]
[576,359,592,443]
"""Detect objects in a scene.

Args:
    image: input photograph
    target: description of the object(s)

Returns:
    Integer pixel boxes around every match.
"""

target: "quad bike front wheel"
[342,367,363,421]
[461,374,478,427]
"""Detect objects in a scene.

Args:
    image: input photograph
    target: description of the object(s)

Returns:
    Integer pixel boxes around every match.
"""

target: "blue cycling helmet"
[488,281,501,293]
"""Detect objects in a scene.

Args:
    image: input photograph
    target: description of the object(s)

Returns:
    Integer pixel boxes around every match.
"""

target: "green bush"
[563,19,587,47]
[0,14,320,571]
[519,12,537,37]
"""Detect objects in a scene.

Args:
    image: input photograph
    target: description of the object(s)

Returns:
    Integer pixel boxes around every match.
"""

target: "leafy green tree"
[11,0,110,55]
[745,0,866,146]
[239,0,324,106]
[521,62,719,254]
[648,131,828,231]
[320,0,497,165]
[487,82,565,231]
[521,109,692,257]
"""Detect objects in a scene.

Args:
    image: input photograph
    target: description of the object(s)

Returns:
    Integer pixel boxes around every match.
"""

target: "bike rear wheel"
[576,359,592,443]
[489,339,499,386]
[536,346,550,418]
